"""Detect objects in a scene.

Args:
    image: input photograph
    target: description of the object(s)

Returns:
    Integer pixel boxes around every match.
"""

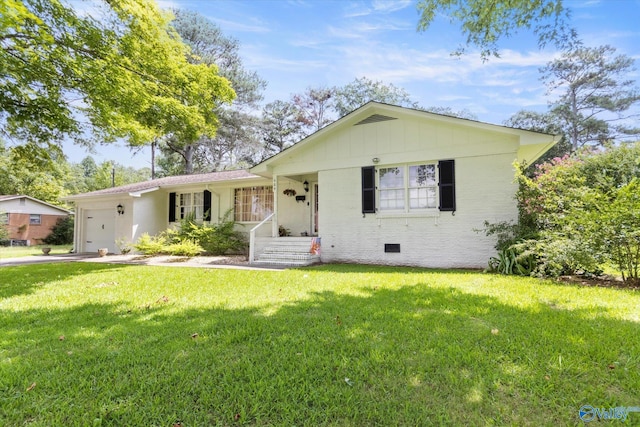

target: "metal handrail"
[248,212,274,263]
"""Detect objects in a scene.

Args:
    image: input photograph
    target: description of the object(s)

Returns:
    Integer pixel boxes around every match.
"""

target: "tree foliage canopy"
[157,9,265,175]
[332,77,418,118]
[541,44,640,152]
[416,0,574,59]
[0,140,71,204]
[0,0,235,147]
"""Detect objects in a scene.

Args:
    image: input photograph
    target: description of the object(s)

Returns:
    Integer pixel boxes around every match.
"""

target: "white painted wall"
[275,178,310,236]
[268,111,524,268]
[318,152,517,268]
[131,191,166,244]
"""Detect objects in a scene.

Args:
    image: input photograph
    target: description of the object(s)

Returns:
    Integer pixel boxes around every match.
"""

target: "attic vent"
[354,114,398,126]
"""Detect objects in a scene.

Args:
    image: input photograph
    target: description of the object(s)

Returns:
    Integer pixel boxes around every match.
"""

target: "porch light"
[303,180,309,192]
[117,204,124,215]
[372,157,380,164]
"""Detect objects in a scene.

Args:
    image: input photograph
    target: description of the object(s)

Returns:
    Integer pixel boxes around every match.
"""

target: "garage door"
[84,209,115,253]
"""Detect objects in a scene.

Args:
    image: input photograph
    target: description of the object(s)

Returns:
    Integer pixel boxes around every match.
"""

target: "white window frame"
[234,186,273,222]
[377,163,437,214]
[178,192,204,221]
[29,214,41,225]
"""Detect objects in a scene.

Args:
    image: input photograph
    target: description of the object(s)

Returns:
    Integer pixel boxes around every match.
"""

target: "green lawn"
[0,263,638,426]
[0,244,73,258]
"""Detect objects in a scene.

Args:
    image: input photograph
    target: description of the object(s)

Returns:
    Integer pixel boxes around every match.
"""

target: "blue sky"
[68,0,640,168]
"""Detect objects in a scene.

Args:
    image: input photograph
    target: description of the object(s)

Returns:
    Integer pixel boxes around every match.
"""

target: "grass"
[0,244,73,258]
[0,263,638,426]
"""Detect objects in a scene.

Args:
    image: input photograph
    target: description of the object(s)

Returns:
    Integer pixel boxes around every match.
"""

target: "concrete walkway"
[0,253,284,271]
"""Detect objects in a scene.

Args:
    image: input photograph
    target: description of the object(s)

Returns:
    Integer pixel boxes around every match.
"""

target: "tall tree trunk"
[184,144,194,175]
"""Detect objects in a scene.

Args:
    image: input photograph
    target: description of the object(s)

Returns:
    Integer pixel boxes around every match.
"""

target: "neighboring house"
[66,102,557,267]
[0,195,72,245]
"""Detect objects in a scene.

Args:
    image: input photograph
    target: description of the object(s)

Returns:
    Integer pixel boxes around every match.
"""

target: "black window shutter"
[362,166,376,214]
[438,160,456,212]
[203,190,212,221]
[169,192,176,222]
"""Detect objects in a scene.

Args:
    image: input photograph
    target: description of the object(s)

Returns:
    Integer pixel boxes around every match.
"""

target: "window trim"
[377,162,438,215]
[234,185,274,223]
[29,214,41,225]
[169,191,208,223]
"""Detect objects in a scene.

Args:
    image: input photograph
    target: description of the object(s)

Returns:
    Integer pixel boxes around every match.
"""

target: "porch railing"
[248,212,274,263]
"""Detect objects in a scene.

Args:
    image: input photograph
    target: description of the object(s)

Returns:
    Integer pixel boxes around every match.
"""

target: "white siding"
[132,191,166,243]
[318,152,517,268]
[270,114,523,268]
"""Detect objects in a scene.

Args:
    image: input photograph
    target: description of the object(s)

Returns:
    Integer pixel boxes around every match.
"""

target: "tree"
[541,44,640,152]
[0,0,234,148]
[42,216,74,245]
[67,157,151,193]
[423,106,477,120]
[276,79,479,154]
[163,9,266,174]
[332,77,419,117]
[416,0,575,59]
[292,87,335,135]
[0,219,7,243]
[0,140,71,204]
[260,100,304,158]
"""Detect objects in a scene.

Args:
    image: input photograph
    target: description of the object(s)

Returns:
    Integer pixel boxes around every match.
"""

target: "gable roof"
[0,195,72,214]
[251,101,558,176]
[65,169,262,200]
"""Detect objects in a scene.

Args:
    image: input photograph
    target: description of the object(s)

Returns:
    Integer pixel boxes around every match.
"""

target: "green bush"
[133,210,245,257]
[487,247,536,276]
[485,144,640,284]
[165,240,203,257]
[43,216,74,245]
[198,214,246,255]
[133,233,166,255]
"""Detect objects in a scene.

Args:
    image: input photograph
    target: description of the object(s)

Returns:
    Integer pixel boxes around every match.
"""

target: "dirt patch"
[557,275,640,290]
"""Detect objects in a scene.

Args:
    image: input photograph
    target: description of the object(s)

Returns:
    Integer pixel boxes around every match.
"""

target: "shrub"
[197,211,246,255]
[165,240,203,257]
[133,233,166,255]
[133,210,245,257]
[42,216,74,245]
[485,144,640,284]
[0,217,7,242]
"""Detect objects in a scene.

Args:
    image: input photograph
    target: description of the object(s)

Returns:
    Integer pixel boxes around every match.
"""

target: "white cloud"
[212,17,271,33]
[371,0,413,13]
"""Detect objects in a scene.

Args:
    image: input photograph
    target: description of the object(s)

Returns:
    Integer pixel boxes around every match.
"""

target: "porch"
[248,213,321,267]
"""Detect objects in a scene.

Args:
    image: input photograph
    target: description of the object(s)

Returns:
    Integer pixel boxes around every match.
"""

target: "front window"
[379,167,405,210]
[234,186,273,222]
[408,164,437,209]
[29,214,41,225]
[179,192,204,220]
[379,163,437,212]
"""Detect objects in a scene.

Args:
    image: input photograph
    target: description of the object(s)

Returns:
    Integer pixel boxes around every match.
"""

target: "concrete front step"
[253,237,320,267]
[257,252,319,261]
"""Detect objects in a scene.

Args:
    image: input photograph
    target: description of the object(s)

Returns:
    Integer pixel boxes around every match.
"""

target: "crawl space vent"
[384,244,401,253]
[354,114,398,126]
